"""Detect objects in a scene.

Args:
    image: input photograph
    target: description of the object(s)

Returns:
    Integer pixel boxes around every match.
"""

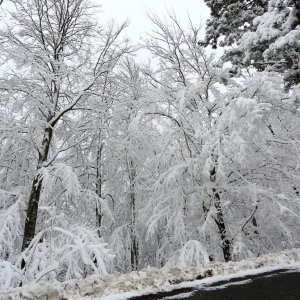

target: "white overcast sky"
[99,0,210,42]
[1,0,211,62]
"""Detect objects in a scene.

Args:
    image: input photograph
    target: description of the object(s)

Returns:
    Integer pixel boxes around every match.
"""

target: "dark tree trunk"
[95,205,102,236]
[130,191,138,271]
[252,213,259,235]
[128,159,138,271]
[21,125,53,267]
[212,187,232,262]
[21,177,43,253]
[210,166,232,262]
[95,143,104,237]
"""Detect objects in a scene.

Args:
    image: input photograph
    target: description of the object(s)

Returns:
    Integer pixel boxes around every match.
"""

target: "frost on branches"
[0,0,299,291]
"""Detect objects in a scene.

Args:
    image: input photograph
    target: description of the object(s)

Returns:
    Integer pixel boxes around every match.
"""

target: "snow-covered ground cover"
[1,248,300,300]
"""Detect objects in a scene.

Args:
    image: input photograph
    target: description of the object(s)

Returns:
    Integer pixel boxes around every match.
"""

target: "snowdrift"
[1,248,300,300]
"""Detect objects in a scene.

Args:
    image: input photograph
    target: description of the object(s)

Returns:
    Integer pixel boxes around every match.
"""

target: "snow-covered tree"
[102,58,158,272]
[0,0,131,285]
[204,0,300,89]
[141,12,300,265]
[141,12,235,264]
[204,0,268,48]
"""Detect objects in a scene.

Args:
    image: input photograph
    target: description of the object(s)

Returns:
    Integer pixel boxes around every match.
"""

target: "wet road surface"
[129,268,300,300]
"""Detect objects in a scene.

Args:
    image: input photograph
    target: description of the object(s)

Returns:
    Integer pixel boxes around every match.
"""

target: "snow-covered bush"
[0,161,115,288]
[0,261,23,288]
[0,192,24,260]
[20,224,114,285]
[165,240,210,268]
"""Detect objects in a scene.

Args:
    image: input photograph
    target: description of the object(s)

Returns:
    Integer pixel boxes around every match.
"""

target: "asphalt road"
[129,268,300,300]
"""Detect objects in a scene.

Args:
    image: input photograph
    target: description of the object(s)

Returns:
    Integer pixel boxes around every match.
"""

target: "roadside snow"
[200,278,253,291]
[1,248,300,300]
[100,264,300,300]
[163,291,195,299]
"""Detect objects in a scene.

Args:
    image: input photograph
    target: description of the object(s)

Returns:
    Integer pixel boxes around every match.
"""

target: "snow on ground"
[1,248,300,300]
[100,263,300,300]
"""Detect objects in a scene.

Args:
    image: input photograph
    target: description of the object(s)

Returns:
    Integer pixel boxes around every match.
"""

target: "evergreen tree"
[204,0,300,89]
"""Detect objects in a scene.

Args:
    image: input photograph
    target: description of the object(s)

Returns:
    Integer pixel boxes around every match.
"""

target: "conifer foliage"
[204,0,300,89]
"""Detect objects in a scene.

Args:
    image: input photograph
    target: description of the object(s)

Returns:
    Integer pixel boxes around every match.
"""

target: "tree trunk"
[128,158,138,271]
[212,187,232,262]
[21,125,53,261]
[130,193,138,271]
[210,166,232,262]
[95,143,104,237]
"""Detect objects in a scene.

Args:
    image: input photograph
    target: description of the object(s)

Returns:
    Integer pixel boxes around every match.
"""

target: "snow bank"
[1,248,300,300]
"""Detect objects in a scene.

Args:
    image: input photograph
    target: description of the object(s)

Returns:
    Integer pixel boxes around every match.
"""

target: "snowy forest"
[0,0,299,288]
